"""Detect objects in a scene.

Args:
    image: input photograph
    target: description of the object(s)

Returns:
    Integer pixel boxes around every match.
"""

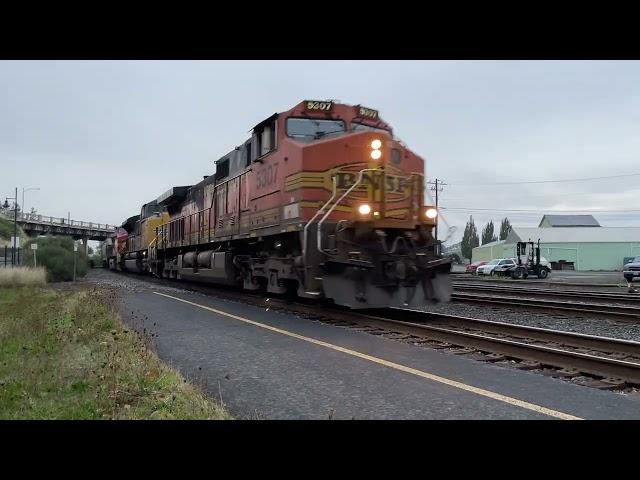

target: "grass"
[0,285,230,419]
[0,267,47,287]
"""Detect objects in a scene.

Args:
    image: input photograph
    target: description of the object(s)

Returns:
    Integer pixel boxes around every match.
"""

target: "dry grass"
[0,286,231,419]
[0,267,47,287]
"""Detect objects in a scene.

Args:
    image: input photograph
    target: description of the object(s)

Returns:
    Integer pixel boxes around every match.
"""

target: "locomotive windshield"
[351,122,391,134]
[286,118,346,141]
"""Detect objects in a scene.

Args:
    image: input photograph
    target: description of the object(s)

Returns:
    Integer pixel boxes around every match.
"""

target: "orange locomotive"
[110,100,451,308]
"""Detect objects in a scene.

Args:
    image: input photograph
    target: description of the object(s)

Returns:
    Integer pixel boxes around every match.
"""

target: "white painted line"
[153,291,583,420]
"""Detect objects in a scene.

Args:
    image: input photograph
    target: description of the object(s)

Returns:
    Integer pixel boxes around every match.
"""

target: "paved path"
[95,269,640,419]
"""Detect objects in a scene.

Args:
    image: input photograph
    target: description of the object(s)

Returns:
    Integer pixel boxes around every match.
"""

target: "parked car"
[477,258,515,276]
[488,258,519,276]
[491,258,519,275]
[623,256,640,283]
[466,261,487,274]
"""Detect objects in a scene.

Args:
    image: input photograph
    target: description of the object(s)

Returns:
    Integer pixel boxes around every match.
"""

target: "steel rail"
[450,292,640,318]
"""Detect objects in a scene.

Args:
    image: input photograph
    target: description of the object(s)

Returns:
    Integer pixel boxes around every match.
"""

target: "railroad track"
[453,282,640,304]
[450,292,640,319]
[106,269,640,388]
[347,308,640,387]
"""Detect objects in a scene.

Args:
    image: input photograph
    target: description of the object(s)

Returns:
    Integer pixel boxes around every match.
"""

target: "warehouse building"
[472,215,640,271]
[538,214,601,228]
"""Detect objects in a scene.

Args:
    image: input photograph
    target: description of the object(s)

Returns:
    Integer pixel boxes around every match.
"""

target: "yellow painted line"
[152,291,582,420]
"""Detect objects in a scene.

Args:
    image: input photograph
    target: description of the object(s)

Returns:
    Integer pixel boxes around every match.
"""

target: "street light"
[22,187,40,218]
[4,187,18,266]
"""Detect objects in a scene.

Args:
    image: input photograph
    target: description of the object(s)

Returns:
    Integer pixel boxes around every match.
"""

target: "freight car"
[107,100,451,308]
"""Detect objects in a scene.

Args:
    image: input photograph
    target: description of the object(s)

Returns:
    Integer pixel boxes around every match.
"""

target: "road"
[89,269,640,419]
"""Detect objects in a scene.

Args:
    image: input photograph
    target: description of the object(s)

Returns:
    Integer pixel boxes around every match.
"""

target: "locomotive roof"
[121,215,139,232]
[280,100,392,133]
[156,186,192,206]
[246,101,392,135]
[251,112,278,132]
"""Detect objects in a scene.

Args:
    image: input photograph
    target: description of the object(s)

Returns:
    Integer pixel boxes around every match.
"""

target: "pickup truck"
[623,256,640,283]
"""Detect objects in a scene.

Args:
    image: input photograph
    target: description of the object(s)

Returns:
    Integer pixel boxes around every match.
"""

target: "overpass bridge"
[2,212,116,256]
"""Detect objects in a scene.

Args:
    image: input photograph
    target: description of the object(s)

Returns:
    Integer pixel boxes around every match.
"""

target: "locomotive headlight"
[358,204,372,215]
[425,208,438,219]
[370,138,382,160]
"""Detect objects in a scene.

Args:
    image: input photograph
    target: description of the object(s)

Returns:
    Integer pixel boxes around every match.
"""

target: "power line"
[441,207,640,213]
[447,172,640,186]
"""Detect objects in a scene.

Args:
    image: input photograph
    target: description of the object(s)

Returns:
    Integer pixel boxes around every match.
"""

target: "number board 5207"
[305,100,333,112]
[358,106,379,120]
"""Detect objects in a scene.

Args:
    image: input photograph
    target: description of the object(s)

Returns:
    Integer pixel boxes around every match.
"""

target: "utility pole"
[427,178,446,244]
[3,188,18,266]
[13,187,18,267]
[13,187,17,266]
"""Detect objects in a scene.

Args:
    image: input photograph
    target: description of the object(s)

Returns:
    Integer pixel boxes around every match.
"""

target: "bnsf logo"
[284,163,420,203]
[335,171,414,194]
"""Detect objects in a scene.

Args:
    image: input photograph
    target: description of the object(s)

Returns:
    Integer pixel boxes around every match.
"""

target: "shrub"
[23,236,88,282]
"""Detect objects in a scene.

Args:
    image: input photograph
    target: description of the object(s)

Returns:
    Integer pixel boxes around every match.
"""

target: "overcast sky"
[1,60,639,245]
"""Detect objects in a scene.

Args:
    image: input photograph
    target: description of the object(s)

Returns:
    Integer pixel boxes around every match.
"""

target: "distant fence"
[0,246,25,268]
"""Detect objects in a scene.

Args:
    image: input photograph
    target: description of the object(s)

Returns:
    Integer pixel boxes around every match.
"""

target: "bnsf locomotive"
[104,100,451,308]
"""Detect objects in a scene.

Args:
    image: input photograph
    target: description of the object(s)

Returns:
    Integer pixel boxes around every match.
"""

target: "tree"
[446,253,462,264]
[461,216,480,262]
[499,217,512,240]
[481,220,497,245]
[0,201,20,217]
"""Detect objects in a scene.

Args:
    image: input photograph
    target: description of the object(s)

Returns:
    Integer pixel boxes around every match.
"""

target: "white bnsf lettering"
[358,106,378,119]
[306,100,333,111]
[335,171,413,193]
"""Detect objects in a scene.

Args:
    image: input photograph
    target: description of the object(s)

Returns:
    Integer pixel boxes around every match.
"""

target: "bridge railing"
[3,211,116,231]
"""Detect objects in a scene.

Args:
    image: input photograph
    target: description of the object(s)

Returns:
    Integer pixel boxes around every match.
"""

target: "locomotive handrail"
[302,175,338,264]
[316,168,380,256]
